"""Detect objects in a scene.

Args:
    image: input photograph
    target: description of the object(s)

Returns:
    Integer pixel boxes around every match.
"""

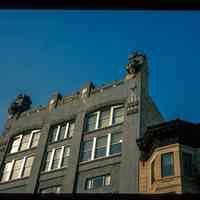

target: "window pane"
[113,107,124,124]
[68,122,75,138]
[23,156,34,177]
[44,151,52,171]
[31,131,40,148]
[99,110,110,128]
[11,159,23,180]
[94,176,103,188]
[1,162,13,182]
[95,136,107,158]
[52,148,62,169]
[41,186,61,193]
[50,127,58,143]
[161,152,174,177]
[151,160,155,184]
[61,147,70,167]
[85,179,93,190]
[20,134,31,151]
[81,140,93,162]
[183,153,193,177]
[86,113,97,132]
[110,133,122,155]
[58,124,67,141]
[105,175,111,186]
[10,137,21,153]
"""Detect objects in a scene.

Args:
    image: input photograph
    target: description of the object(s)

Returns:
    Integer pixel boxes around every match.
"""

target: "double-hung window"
[9,130,41,154]
[40,186,61,193]
[1,156,35,182]
[44,146,70,172]
[85,105,124,132]
[161,152,174,177]
[50,121,75,143]
[85,174,111,190]
[182,152,193,177]
[80,132,122,162]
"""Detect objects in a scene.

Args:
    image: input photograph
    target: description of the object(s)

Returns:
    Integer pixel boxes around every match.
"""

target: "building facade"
[0,52,197,194]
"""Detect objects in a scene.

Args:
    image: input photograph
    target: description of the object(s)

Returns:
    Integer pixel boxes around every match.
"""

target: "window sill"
[83,123,123,135]
[48,137,72,145]
[8,147,37,156]
[79,153,121,165]
[41,167,67,175]
[0,176,29,185]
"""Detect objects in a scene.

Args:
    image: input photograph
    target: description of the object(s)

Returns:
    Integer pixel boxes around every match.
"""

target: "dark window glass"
[50,126,58,143]
[95,136,107,158]
[61,147,70,167]
[80,140,93,162]
[182,153,193,177]
[58,124,67,141]
[85,174,111,190]
[151,160,155,184]
[52,148,62,170]
[99,109,110,128]
[161,152,174,177]
[113,106,124,124]
[85,113,97,132]
[110,133,122,155]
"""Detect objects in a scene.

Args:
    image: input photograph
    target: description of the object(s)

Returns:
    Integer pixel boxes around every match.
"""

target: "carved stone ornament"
[8,94,32,118]
[127,87,139,115]
[125,51,146,80]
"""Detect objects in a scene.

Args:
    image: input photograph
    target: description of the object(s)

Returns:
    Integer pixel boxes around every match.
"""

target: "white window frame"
[10,135,23,154]
[45,146,70,172]
[81,132,122,163]
[1,156,34,182]
[85,104,124,133]
[64,122,70,139]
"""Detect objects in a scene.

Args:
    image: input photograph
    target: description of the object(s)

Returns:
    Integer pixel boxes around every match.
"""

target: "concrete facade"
[0,52,164,193]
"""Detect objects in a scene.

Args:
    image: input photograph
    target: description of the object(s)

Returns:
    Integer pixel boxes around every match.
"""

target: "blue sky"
[0,11,200,134]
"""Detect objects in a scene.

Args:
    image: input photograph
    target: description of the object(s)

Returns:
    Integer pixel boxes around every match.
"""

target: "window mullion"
[17,135,23,152]
[49,149,55,171]
[109,107,114,126]
[55,126,61,141]
[106,134,111,157]
[19,157,26,178]
[91,137,96,160]
[27,132,33,149]
[58,146,65,168]
[64,123,69,139]
[96,111,100,129]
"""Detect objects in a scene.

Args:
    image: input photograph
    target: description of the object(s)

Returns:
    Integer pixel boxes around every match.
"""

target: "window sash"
[85,105,124,132]
[22,156,34,177]
[10,135,22,153]
[161,152,174,177]
[1,161,13,182]
[81,133,122,163]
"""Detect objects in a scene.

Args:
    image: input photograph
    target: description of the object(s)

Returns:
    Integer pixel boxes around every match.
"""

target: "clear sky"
[0,11,200,134]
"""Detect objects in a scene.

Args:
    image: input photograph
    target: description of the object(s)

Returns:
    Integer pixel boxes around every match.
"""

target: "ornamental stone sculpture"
[125,51,146,80]
[8,94,32,118]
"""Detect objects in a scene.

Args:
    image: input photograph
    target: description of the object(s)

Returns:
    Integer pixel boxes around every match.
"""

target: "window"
[40,186,61,193]
[110,133,122,155]
[95,136,107,159]
[44,146,70,172]
[50,121,75,143]
[80,133,122,162]
[84,105,124,132]
[1,162,13,182]
[1,156,35,182]
[151,160,155,184]
[161,152,174,177]
[85,174,111,190]
[10,136,22,153]
[182,152,193,177]
[22,156,34,177]
[10,159,23,180]
[80,140,93,162]
[9,130,41,154]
